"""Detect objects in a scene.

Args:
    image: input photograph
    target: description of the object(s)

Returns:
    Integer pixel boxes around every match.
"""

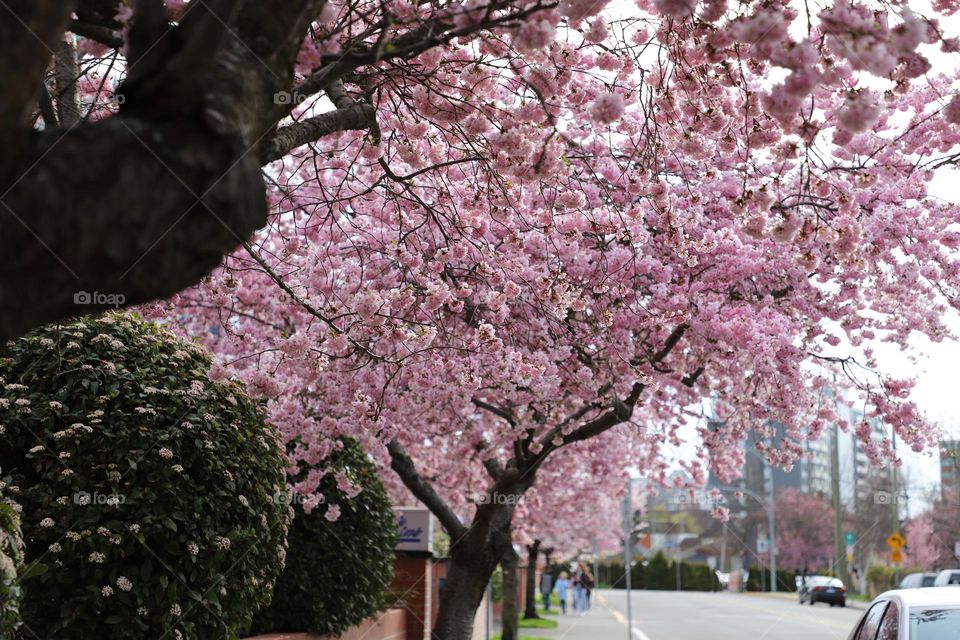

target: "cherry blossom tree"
[111,0,960,637]
[774,489,836,572]
[904,513,942,570]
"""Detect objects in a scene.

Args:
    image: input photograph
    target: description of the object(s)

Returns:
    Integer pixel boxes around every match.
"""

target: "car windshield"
[910,607,960,639]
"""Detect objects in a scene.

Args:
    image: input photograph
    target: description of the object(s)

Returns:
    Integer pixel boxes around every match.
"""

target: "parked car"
[899,572,938,589]
[933,570,960,587]
[799,575,846,607]
[846,587,960,639]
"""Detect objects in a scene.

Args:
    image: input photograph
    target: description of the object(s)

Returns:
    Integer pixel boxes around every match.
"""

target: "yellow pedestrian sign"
[891,548,904,564]
[887,532,906,550]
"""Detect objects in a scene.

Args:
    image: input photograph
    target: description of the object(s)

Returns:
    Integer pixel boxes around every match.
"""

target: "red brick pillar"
[389,553,433,640]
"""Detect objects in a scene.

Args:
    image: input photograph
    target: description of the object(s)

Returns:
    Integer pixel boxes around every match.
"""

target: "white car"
[846,587,960,639]
[932,570,960,587]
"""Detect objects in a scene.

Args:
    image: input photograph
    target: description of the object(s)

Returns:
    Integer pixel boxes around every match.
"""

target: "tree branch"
[387,438,468,540]
[0,0,73,177]
[263,102,376,162]
[69,19,123,48]
[54,38,82,127]
[472,398,516,426]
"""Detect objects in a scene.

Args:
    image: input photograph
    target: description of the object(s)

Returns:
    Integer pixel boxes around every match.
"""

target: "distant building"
[706,389,892,510]
[941,440,960,503]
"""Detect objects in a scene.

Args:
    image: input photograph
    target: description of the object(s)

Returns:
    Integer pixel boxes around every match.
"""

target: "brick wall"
[249,607,406,640]
[389,553,433,640]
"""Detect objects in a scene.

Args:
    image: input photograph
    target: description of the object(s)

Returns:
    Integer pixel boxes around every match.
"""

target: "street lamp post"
[622,479,635,640]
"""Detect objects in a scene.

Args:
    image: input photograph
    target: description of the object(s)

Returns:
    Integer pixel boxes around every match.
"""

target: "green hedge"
[746,567,797,592]
[865,565,919,598]
[0,313,292,639]
[0,481,23,636]
[598,552,720,591]
[251,438,397,636]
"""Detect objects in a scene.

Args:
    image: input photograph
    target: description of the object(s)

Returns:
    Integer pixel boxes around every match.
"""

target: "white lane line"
[631,627,653,640]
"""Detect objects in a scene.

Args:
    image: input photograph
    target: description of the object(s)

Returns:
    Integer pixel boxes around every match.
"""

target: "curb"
[740,591,868,610]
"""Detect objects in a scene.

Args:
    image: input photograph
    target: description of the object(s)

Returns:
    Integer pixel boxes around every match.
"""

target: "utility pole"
[622,480,633,640]
[831,419,848,585]
[763,454,778,592]
[592,535,600,591]
[676,516,683,591]
[891,430,900,583]
[720,521,727,573]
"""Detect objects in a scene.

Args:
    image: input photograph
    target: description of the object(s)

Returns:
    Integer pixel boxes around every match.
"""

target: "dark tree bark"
[0,0,557,341]
[523,539,542,619]
[0,0,330,339]
[500,542,521,640]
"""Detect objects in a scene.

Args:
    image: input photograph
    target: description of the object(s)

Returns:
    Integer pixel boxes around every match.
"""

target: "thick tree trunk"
[523,540,541,619]
[433,550,494,640]
[501,545,520,640]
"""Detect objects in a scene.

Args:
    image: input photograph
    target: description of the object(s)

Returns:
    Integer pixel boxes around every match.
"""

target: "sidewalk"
[491,593,644,640]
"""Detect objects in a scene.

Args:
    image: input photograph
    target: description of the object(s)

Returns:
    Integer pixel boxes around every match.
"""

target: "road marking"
[631,628,652,640]
[600,592,654,640]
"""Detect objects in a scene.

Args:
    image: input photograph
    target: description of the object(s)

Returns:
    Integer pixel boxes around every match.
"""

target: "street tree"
[153,1,960,637]
[774,489,836,573]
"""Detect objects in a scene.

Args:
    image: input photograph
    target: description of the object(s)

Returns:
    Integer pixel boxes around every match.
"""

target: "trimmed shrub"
[0,480,23,636]
[599,553,720,591]
[0,313,292,639]
[867,564,899,598]
[251,438,397,636]
[747,567,797,592]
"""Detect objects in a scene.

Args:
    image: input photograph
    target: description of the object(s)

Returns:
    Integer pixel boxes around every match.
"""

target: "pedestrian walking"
[573,563,589,615]
[540,566,554,612]
[555,571,570,614]
[583,567,595,611]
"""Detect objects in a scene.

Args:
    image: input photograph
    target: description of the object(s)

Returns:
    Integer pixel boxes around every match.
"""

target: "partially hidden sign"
[396,507,434,553]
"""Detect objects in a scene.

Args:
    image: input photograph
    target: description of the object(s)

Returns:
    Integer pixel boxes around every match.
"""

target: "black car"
[799,576,846,606]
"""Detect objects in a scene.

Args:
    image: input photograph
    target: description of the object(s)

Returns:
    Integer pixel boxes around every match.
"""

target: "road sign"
[891,548,904,564]
[846,544,855,563]
[757,537,769,554]
[845,532,857,546]
[887,532,906,550]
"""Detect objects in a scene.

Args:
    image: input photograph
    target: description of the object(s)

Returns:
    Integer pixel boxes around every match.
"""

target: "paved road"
[519,590,863,640]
